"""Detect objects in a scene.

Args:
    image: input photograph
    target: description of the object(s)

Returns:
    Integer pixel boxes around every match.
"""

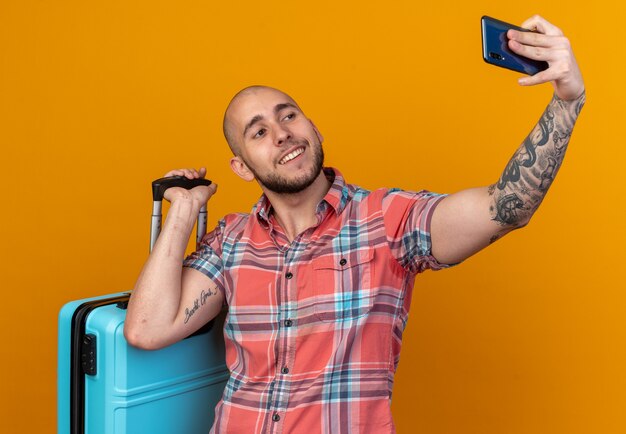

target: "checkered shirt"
[183,167,451,433]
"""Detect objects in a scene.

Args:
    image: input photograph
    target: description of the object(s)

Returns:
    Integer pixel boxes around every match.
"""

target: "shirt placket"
[267,233,305,433]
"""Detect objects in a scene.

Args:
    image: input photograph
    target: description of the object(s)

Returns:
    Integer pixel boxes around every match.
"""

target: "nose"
[274,124,292,146]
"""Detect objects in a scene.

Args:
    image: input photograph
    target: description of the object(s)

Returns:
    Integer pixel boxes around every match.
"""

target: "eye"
[253,128,266,138]
[282,112,296,121]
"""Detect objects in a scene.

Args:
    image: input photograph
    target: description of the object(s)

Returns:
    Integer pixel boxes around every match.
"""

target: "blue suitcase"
[57,177,228,434]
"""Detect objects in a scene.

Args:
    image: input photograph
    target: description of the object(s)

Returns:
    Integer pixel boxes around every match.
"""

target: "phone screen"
[481,16,549,75]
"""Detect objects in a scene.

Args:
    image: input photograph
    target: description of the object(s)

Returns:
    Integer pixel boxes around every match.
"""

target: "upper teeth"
[279,148,304,165]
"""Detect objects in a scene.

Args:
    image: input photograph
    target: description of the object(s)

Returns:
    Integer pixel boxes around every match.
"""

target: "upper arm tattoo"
[183,285,220,324]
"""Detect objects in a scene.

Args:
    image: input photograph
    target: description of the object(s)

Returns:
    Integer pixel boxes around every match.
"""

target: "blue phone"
[481,15,549,75]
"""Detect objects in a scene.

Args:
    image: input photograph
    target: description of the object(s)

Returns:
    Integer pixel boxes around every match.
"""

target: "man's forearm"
[488,91,586,233]
[125,199,199,339]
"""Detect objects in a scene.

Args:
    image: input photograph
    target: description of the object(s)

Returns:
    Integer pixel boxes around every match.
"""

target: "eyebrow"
[242,102,299,137]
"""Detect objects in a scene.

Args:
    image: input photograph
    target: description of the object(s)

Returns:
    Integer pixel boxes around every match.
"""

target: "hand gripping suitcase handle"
[150,176,213,252]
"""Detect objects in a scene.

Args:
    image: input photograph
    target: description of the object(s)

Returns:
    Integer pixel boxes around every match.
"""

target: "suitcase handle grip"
[151,176,212,201]
[150,176,213,252]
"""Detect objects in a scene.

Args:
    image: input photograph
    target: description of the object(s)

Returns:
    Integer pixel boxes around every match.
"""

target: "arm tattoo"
[183,287,219,324]
[491,92,586,227]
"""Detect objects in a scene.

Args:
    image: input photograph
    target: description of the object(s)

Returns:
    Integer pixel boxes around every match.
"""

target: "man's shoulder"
[222,211,252,224]
[345,183,411,202]
[218,212,253,236]
[345,184,444,216]
[331,167,432,202]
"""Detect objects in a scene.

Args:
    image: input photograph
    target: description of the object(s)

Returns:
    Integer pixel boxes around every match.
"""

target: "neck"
[263,170,332,242]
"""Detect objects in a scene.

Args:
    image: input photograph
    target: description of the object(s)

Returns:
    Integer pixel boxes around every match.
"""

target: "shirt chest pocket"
[311,249,375,322]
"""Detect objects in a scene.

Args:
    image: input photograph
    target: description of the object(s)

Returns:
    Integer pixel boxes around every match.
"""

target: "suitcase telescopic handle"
[150,176,213,252]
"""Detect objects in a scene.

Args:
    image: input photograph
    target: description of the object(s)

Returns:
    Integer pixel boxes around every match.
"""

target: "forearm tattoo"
[489,92,586,227]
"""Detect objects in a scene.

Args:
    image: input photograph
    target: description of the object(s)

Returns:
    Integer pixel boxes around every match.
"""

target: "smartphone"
[481,15,549,75]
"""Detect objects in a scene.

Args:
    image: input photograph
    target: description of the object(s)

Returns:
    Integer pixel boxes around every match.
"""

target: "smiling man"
[125,15,586,434]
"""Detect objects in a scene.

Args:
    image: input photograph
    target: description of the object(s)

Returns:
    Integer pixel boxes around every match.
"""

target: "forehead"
[228,88,299,128]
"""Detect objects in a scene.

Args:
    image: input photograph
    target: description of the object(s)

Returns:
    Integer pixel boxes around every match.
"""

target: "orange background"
[1,1,625,433]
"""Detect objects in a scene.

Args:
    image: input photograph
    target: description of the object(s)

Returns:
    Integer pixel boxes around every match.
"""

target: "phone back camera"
[489,52,504,61]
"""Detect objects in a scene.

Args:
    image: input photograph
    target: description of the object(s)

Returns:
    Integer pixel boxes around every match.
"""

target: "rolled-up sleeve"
[183,219,226,296]
[382,188,459,274]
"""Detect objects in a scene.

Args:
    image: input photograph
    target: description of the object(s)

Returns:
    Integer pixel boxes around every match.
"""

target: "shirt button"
[281,367,289,374]
[339,258,347,266]
[285,271,293,279]
[284,319,293,327]
[272,413,280,422]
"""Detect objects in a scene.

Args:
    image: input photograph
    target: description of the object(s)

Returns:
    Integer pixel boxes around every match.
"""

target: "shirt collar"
[254,167,349,225]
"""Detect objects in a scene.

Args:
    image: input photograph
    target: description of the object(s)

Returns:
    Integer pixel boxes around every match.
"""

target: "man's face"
[227,87,324,194]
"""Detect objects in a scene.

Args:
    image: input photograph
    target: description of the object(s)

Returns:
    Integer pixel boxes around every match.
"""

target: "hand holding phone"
[481,16,549,75]
[481,15,584,101]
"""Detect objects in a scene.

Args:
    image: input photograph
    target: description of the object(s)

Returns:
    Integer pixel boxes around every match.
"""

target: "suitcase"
[57,176,229,434]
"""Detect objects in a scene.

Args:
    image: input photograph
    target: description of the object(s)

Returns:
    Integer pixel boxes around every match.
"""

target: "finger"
[508,29,571,52]
[164,168,197,178]
[517,69,558,86]
[182,168,198,179]
[508,39,551,61]
[507,29,553,48]
[208,183,218,196]
[520,15,563,36]
[194,183,218,202]
[164,169,185,177]
[199,167,207,178]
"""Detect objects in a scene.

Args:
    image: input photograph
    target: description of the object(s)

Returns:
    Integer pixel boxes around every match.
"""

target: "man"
[125,15,585,433]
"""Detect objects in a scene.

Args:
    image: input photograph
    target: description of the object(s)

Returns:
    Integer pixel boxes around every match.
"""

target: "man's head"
[223,86,325,194]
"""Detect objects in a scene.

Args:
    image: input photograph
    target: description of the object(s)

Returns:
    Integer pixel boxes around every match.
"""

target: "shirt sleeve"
[182,219,226,296]
[382,188,459,274]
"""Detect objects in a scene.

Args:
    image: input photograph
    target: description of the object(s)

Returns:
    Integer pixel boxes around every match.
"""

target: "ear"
[230,156,255,182]
[310,119,324,143]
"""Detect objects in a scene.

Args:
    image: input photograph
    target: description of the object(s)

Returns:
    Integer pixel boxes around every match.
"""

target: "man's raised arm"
[430,15,586,265]
[124,168,223,350]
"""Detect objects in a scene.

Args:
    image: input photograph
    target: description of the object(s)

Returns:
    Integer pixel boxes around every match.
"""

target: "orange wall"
[1,1,625,433]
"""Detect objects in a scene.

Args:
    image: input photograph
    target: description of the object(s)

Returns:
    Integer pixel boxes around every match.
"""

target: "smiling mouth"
[279,147,305,165]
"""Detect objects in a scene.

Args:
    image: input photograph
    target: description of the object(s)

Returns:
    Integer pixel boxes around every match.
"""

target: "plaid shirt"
[183,168,451,434]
